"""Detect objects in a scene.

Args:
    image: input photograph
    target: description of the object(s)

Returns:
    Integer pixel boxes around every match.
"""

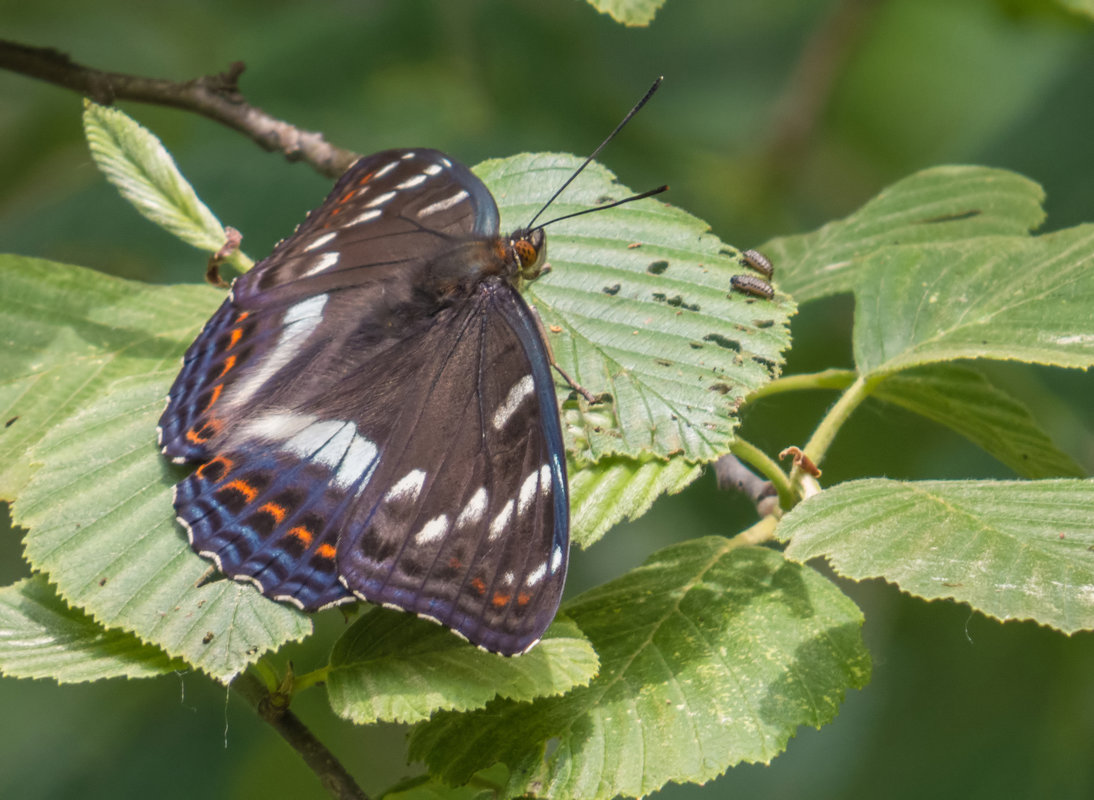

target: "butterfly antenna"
[526,76,663,230]
[536,184,668,229]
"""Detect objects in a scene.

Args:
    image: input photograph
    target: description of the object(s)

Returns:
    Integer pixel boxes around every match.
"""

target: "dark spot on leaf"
[4,416,17,428]
[655,358,673,367]
[662,294,700,312]
[602,283,621,295]
[98,577,107,587]
[703,333,740,352]
[652,292,667,302]
[754,319,775,328]
[916,209,981,224]
[752,355,777,371]
[203,632,215,644]
[689,342,704,349]
[596,195,615,205]
[647,260,669,274]
[733,323,751,333]
[710,383,733,394]
[718,247,734,256]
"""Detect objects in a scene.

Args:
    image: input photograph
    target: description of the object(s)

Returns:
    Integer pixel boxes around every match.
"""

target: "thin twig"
[762,0,882,182]
[232,671,368,800]
[714,453,780,517]
[0,39,359,178]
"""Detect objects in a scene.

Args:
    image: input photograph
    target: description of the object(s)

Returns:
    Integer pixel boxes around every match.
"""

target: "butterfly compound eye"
[513,228,547,279]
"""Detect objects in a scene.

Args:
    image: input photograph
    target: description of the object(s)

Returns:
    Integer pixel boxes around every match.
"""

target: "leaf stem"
[252,656,280,693]
[747,368,858,401]
[730,437,796,509]
[729,514,779,546]
[796,372,872,483]
[293,665,330,694]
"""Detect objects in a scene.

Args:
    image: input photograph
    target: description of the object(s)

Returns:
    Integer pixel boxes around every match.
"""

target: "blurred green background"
[2,1,1093,798]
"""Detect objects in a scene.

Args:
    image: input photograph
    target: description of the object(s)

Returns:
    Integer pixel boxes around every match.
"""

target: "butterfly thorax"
[423,227,547,303]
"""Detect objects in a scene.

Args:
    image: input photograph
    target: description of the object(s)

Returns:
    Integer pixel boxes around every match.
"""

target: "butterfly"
[157,146,578,655]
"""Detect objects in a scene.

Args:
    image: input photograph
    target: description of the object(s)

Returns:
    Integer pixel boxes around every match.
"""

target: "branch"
[232,671,368,800]
[0,39,359,178]
[762,0,882,182]
[714,453,780,516]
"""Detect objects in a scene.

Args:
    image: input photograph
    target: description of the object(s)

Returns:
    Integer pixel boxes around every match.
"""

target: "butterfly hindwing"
[160,148,569,654]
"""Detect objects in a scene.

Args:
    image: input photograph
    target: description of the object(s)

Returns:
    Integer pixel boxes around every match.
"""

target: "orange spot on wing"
[287,526,314,548]
[204,383,223,411]
[491,592,511,608]
[228,328,244,349]
[315,543,336,560]
[517,592,531,607]
[196,455,233,480]
[339,190,354,204]
[258,502,286,523]
[185,418,222,444]
[237,312,250,321]
[218,354,237,378]
[357,170,376,186]
[470,577,486,595]
[223,480,258,503]
[330,207,341,216]
[448,557,462,570]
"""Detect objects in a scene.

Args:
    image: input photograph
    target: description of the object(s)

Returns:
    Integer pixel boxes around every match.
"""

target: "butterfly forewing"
[334,285,568,654]
[159,148,569,654]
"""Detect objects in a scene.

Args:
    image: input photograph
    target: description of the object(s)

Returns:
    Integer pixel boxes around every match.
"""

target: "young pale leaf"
[410,539,870,799]
[327,611,597,725]
[851,227,1094,375]
[480,153,794,463]
[779,478,1094,634]
[569,455,701,548]
[585,0,666,26]
[0,576,185,682]
[0,255,215,500]
[765,166,1045,303]
[14,372,311,683]
[1057,0,1094,20]
[872,364,1085,479]
[82,101,238,258]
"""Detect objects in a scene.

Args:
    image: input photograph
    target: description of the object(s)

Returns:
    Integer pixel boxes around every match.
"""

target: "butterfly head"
[507,227,547,283]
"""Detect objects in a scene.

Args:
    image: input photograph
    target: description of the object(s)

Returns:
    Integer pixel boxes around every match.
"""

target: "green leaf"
[872,363,1085,479]
[410,539,870,799]
[585,0,666,26]
[766,166,1045,303]
[851,226,1094,375]
[82,101,246,263]
[479,153,795,462]
[0,254,216,499]
[327,611,597,725]
[778,478,1094,634]
[569,455,701,548]
[0,576,185,682]
[1057,0,1094,20]
[14,372,311,683]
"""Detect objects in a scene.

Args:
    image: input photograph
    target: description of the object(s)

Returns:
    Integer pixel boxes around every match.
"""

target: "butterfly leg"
[527,303,599,404]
